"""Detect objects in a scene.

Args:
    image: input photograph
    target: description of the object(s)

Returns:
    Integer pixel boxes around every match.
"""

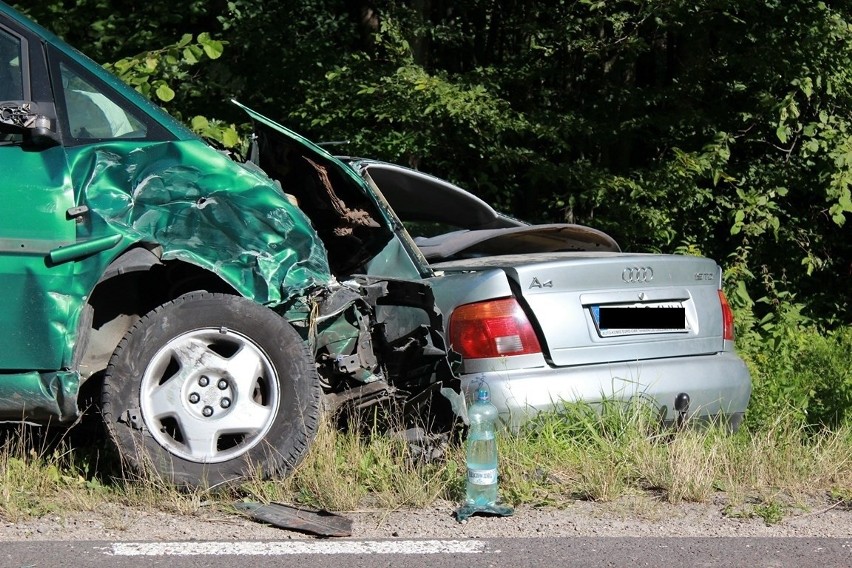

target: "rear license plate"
[591,304,687,337]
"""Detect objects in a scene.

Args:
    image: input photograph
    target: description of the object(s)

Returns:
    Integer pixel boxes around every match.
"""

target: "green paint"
[0,3,334,422]
[49,234,123,264]
[0,371,80,423]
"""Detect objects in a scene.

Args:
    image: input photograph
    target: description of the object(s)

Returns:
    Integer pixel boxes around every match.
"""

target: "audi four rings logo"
[622,266,654,283]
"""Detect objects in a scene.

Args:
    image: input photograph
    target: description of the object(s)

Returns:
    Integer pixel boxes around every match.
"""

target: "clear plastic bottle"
[465,384,499,507]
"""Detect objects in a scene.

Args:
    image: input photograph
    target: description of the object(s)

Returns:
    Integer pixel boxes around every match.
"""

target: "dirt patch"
[1,495,849,541]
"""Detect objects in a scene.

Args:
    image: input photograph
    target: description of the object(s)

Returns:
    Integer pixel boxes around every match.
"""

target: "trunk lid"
[433,252,725,366]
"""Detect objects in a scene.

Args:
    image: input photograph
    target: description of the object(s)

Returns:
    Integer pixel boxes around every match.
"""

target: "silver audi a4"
[346,159,752,430]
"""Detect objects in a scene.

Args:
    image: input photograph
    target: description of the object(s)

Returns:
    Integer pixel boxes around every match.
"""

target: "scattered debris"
[455,503,514,523]
[234,502,353,537]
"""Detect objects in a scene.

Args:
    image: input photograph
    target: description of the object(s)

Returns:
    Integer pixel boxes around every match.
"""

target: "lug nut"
[202,406,214,417]
[188,393,200,404]
[218,379,228,390]
[220,398,231,409]
[198,376,209,387]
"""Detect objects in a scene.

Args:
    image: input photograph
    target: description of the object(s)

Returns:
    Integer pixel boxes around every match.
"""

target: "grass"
[0,323,849,524]
[1,399,849,527]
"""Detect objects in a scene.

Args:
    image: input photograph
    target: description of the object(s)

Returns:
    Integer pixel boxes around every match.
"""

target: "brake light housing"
[719,290,735,341]
[449,297,542,360]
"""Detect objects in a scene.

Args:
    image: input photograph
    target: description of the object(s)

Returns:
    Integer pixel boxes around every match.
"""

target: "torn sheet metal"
[455,502,514,522]
[66,140,332,304]
[308,276,460,429]
[0,371,79,423]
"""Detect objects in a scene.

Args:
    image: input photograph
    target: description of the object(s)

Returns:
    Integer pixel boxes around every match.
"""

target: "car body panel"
[64,138,332,304]
[1,3,334,381]
[0,371,79,422]
[0,142,76,369]
[0,133,333,376]
[462,351,751,429]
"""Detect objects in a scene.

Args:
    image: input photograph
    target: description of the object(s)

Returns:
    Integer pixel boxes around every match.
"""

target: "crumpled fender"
[67,139,332,304]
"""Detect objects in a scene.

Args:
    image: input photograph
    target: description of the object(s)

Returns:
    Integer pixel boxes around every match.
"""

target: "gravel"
[1,496,849,541]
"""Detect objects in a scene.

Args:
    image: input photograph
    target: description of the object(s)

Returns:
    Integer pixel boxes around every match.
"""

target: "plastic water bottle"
[465,384,499,507]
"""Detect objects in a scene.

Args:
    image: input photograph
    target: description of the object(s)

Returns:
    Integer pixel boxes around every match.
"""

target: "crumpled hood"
[233,100,368,191]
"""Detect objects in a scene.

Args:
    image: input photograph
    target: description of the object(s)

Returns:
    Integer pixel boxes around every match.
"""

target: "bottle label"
[467,468,498,485]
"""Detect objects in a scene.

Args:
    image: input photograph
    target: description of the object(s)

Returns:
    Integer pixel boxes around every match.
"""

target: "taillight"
[449,297,542,360]
[719,290,735,341]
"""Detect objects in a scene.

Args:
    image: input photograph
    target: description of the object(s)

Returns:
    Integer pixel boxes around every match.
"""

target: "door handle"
[66,205,89,220]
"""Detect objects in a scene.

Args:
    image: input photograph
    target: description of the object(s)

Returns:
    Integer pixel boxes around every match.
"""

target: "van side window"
[0,28,22,101]
[59,62,147,140]
[0,28,24,144]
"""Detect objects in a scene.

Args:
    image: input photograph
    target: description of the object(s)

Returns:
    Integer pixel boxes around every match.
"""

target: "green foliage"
[11,0,851,324]
[723,499,786,526]
[740,325,852,431]
[104,33,223,105]
[99,33,244,149]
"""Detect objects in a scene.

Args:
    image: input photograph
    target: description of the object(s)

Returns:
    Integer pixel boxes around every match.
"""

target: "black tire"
[101,292,320,488]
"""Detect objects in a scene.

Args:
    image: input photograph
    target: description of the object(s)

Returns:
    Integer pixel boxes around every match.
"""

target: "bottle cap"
[475,385,490,402]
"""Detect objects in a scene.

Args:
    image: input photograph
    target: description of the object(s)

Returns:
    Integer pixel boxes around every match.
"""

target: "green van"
[0,1,454,488]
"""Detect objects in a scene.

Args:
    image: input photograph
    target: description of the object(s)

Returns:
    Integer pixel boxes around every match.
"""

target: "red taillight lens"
[719,290,735,341]
[449,297,542,359]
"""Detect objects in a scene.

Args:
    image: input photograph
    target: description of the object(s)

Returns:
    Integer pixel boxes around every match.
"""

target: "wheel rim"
[139,328,281,464]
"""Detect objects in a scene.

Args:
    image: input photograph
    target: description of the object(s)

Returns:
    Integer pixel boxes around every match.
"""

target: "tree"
[14,0,851,325]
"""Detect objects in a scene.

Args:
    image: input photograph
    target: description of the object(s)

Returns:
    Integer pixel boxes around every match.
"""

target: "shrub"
[741,326,852,431]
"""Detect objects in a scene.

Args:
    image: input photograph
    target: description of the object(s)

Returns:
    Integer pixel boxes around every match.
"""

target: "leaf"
[221,127,240,148]
[191,115,210,130]
[177,33,193,48]
[155,84,176,102]
[202,40,224,60]
[183,47,199,65]
[198,32,225,59]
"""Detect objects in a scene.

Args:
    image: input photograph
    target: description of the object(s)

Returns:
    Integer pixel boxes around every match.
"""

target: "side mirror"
[0,101,60,147]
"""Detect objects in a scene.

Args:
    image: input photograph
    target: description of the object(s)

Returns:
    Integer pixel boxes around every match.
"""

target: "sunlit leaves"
[102,32,232,145]
[190,115,243,150]
[155,83,175,102]
[104,33,226,106]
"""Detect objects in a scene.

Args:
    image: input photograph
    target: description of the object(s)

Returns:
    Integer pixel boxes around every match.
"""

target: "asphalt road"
[4,537,851,568]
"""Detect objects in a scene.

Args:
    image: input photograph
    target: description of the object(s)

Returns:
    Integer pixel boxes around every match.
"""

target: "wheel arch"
[74,245,242,383]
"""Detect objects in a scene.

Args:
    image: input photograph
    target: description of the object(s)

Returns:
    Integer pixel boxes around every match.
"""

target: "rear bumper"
[459,352,752,429]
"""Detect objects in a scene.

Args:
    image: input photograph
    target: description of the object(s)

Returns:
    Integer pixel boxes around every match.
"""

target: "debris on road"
[234,502,353,537]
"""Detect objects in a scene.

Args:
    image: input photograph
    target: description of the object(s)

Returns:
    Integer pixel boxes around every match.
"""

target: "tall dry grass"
[0,401,849,523]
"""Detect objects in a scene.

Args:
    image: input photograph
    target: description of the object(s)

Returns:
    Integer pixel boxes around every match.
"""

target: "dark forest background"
[14,0,852,335]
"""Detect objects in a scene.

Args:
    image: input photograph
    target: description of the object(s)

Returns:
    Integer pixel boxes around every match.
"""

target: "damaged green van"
[0,2,455,487]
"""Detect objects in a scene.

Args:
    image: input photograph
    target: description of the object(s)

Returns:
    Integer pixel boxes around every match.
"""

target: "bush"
[741,326,852,431]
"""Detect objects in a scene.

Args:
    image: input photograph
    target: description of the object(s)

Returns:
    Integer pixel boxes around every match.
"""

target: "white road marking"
[107,540,488,556]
